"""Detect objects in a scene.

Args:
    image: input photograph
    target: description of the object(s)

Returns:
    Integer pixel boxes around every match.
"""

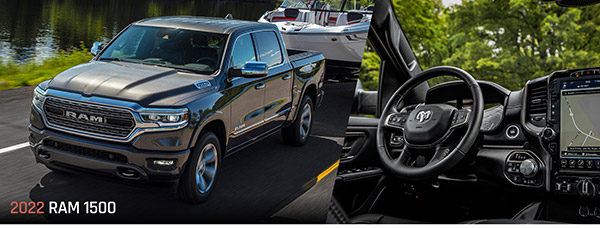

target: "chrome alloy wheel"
[300,103,312,140]
[195,143,218,193]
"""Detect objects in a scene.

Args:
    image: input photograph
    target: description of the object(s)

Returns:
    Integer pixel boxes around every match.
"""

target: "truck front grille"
[44,140,128,163]
[43,97,136,138]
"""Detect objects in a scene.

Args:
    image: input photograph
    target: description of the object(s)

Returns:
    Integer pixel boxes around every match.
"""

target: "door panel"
[254,31,293,130]
[227,77,266,150]
[340,116,380,169]
[263,67,293,130]
[226,33,268,150]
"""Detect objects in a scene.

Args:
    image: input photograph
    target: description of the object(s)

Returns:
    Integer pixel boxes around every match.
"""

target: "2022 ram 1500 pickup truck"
[28,16,325,203]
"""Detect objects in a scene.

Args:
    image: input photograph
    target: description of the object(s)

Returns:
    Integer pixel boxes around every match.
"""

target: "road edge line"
[0,142,30,154]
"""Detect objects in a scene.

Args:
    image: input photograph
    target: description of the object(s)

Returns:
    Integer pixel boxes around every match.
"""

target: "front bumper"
[29,125,191,181]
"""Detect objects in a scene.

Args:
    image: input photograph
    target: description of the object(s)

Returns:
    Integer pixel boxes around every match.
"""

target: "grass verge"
[0,43,93,91]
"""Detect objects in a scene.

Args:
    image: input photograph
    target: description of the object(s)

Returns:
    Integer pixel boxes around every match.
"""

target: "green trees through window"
[359,0,600,91]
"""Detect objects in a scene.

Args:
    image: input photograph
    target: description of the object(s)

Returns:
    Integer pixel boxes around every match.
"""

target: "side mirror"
[90,42,104,56]
[229,61,268,78]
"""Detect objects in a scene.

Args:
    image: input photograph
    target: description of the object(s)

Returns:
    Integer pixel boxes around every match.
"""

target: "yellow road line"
[317,159,340,182]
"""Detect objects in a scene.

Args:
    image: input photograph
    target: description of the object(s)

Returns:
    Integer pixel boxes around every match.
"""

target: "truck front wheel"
[282,96,313,146]
[178,131,220,204]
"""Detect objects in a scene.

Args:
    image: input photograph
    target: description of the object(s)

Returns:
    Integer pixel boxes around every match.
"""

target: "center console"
[544,69,600,198]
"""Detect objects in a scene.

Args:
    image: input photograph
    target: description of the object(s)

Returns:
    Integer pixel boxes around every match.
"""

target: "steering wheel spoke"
[383,112,409,132]
[428,146,452,166]
[450,109,471,129]
[391,145,412,166]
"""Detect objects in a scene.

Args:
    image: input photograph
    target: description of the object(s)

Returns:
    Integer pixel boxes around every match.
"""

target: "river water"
[0,0,279,62]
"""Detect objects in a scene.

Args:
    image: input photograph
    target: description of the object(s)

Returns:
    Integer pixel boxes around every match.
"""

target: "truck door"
[227,33,268,149]
[253,31,294,131]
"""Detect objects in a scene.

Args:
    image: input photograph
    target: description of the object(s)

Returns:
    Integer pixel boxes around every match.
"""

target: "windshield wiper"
[153,64,202,74]
[99,57,134,63]
[99,57,122,61]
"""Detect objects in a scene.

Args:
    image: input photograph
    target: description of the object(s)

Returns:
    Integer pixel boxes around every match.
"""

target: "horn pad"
[404,104,456,145]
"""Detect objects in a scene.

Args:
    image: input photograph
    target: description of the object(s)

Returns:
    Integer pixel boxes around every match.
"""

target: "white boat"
[259,0,373,77]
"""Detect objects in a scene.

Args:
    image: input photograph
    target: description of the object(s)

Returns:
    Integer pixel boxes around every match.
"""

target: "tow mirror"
[91,42,104,56]
[229,61,268,78]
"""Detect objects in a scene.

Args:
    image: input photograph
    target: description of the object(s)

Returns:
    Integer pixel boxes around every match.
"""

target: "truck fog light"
[153,160,175,166]
[148,159,177,171]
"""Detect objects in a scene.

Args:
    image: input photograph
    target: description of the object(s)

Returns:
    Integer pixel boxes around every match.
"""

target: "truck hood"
[48,61,217,106]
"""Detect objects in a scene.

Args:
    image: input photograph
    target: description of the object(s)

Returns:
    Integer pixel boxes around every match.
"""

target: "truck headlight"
[32,87,46,108]
[140,111,189,125]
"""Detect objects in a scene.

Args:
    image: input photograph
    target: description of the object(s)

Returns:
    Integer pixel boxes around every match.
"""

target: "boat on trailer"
[259,0,373,78]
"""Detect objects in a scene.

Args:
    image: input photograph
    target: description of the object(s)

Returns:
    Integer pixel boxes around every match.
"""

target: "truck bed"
[288,50,325,68]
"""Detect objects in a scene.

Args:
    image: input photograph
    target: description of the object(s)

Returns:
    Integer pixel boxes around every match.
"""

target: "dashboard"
[427,68,600,200]
[533,69,600,199]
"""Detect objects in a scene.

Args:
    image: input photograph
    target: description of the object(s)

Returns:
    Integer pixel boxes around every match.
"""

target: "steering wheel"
[195,57,217,69]
[376,66,484,181]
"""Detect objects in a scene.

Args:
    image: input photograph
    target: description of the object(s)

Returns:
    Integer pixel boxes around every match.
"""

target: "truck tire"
[282,95,313,146]
[177,131,221,204]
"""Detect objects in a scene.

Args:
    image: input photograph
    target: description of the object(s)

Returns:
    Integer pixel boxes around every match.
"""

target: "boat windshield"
[280,0,310,9]
[310,0,346,11]
[343,0,375,11]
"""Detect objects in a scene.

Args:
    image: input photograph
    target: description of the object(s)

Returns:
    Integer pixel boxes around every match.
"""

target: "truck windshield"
[99,25,228,75]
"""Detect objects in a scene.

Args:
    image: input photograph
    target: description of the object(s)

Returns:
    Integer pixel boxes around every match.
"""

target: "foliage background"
[359,0,600,91]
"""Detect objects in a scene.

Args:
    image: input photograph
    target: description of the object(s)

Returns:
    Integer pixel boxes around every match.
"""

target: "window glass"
[281,0,309,9]
[343,0,374,11]
[231,34,256,68]
[99,25,228,74]
[312,0,344,11]
[254,31,283,67]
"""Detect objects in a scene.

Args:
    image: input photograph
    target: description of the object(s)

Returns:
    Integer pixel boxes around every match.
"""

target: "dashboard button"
[580,206,590,217]
[548,143,557,153]
[542,128,556,141]
[561,159,568,168]
[506,125,520,139]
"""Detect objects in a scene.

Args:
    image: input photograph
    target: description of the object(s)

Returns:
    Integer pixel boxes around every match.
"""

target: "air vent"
[526,80,548,128]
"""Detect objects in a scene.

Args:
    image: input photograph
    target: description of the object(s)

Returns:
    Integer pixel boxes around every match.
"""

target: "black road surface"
[0,81,355,223]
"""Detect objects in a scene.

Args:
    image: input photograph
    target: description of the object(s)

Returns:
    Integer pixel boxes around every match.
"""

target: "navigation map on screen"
[560,79,600,158]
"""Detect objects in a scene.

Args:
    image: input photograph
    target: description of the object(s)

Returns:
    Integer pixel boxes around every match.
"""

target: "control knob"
[577,180,597,197]
[542,127,556,141]
[519,159,538,178]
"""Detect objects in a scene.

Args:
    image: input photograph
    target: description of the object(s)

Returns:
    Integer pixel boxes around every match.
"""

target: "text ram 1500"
[28,16,325,203]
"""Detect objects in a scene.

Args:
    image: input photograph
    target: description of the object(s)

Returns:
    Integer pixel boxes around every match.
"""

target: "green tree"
[443,0,600,90]
[359,0,600,91]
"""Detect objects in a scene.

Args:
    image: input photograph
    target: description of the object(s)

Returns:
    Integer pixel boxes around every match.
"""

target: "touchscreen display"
[559,78,600,161]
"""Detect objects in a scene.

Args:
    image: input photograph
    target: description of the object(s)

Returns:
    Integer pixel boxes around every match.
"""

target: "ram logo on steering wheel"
[415,110,432,123]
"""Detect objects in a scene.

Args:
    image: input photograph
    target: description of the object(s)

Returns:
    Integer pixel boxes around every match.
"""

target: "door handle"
[255,83,265,90]
[282,74,292,80]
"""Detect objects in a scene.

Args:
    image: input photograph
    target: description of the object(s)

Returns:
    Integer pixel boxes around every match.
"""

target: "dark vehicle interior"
[99,25,227,74]
[329,0,600,224]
